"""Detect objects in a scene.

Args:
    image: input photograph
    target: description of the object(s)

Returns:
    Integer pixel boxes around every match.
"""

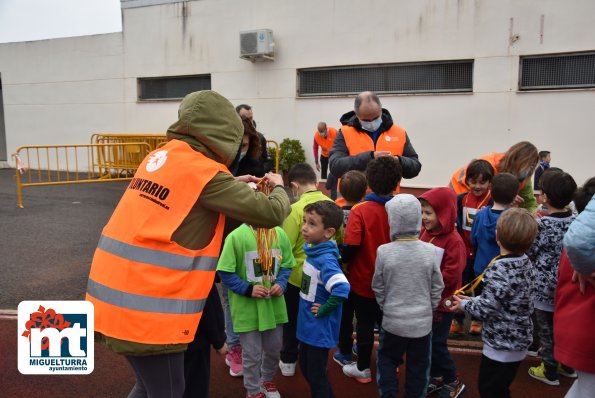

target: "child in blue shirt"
[471,173,520,277]
[297,201,350,398]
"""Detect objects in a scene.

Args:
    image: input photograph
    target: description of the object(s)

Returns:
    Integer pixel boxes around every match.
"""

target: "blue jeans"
[431,312,457,383]
[221,284,240,348]
[377,330,431,398]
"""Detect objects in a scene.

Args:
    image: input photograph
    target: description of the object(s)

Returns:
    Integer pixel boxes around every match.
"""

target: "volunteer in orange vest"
[448,141,539,213]
[86,90,291,398]
[313,122,337,179]
[313,121,339,199]
[329,91,421,182]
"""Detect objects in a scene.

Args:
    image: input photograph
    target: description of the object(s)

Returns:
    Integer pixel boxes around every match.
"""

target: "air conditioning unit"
[240,29,274,62]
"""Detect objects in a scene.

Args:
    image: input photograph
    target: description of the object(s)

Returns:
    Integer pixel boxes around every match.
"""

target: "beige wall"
[1,0,594,186]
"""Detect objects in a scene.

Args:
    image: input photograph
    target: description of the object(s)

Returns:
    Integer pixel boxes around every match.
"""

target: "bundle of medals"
[249,178,282,290]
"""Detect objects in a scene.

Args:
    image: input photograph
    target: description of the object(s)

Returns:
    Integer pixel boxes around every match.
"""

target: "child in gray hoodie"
[372,194,445,398]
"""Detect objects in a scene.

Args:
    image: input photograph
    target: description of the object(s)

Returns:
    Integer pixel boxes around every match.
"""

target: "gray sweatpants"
[239,325,283,395]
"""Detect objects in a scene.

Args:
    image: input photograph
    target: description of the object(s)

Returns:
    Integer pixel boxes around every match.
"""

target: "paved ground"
[0,168,127,308]
[0,168,573,397]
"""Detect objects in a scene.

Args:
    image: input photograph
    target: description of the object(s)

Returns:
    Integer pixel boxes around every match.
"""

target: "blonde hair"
[496,208,538,255]
[497,141,539,177]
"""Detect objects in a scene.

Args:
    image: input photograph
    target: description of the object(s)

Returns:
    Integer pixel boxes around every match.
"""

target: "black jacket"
[329,108,421,179]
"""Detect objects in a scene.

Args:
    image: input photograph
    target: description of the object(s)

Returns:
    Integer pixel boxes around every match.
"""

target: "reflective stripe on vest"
[449,153,505,194]
[87,278,206,315]
[86,139,229,344]
[341,124,406,156]
[97,235,218,272]
[314,127,337,157]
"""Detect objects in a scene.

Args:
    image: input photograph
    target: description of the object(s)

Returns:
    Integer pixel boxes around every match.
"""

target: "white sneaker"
[342,362,372,383]
[278,360,296,377]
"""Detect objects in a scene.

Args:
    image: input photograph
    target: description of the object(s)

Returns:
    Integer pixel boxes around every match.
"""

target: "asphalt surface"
[0,168,127,309]
[0,168,573,396]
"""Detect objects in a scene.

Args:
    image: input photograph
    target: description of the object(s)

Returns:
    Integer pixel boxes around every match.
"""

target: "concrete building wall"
[1,0,594,186]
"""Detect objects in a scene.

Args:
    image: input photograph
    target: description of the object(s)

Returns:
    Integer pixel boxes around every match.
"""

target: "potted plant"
[270,138,305,182]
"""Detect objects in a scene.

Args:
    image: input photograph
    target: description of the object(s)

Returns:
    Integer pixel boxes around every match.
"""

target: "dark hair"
[366,156,402,195]
[339,170,367,204]
[491,173,520,205]
[304,201,344,231]
[354,91,381,113]
[465,159,495,184]
[539,150,550,159]
[241,117,262,160]
[235,104,252,113]
[538,167,563,190]
[497,208,538,255]
[540,170,577,209]
[287,163,317,185]
[574,177,595,213]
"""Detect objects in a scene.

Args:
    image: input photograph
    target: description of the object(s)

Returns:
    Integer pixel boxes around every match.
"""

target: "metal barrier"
[90,133,166,177]
[266,140,279,173]
[90,133,166,150]
[13,143,151,208]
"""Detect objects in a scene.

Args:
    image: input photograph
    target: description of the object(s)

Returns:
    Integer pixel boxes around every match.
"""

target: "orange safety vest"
[341,124,407,156]
[339,124,407,193]
[314,127,337,157]
[449,153,505,194]
[86,140,229,345]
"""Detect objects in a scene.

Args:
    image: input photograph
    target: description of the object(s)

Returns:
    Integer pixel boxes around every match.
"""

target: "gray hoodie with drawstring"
[372,194,445,338]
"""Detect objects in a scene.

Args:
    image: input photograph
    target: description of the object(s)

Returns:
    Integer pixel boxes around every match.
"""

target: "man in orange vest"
[329,91,421,180]
[86,90,290,398]
[313,122,337,178]
[313,121,338,199]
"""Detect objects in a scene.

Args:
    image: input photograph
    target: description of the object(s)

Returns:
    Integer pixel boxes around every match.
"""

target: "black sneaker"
[438,378,465,398]
[427,376,444,395]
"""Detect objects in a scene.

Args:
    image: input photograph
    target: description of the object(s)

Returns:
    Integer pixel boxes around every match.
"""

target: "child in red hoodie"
[419,187,467,398]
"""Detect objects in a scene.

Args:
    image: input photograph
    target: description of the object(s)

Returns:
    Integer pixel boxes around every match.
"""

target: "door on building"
[0,74,6,161]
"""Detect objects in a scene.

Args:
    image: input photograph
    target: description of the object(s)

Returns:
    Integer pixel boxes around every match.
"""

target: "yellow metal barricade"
[13,143,151,208]
[90,133,166,150]
[90,133,166,177]
[266,139,279,173]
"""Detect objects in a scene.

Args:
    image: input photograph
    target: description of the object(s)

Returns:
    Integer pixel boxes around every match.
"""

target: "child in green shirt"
[217,224,295,398]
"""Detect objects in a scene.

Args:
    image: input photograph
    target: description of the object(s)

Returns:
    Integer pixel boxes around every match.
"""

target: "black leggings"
[352,292,382,370]
[126,352,185,398]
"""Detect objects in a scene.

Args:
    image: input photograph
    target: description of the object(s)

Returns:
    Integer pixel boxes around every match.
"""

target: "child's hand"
[450,295,468,313]
[311,303,321,315]
[252,285,269,298]
[216,342,228,356]
[269,284,283,297]
[572,270,595,294]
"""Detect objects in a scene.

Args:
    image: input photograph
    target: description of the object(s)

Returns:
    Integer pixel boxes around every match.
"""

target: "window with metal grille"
[138,75,211,100]
[519,52,595,90]
[297,60,473,96]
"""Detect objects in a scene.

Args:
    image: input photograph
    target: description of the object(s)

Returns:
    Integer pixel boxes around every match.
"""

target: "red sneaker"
[261,381,281,398]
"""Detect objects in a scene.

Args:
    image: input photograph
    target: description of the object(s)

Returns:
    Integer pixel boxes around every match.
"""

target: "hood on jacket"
[166,90,243,167]
[477,206,501,241]
[339,108,394,132]
[304,239,340,259]
[386,194,421,240]
[419,187,457,236]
